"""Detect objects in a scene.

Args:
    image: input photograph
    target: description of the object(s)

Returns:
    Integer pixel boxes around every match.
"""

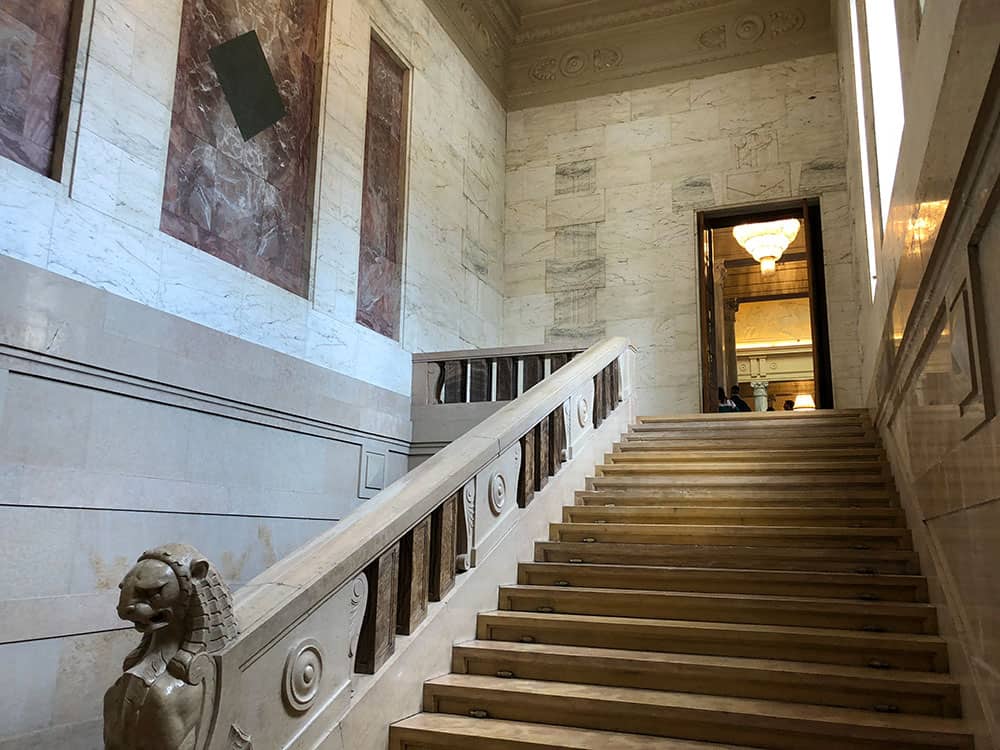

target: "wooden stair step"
[588,474,889,489]
[610,446,883,460]
[497,585,938,634]
[478,611,948,671]
[630,417,867,430]
[635,410,867,426]
[452,641,962,717]
[517,562,928,602]
[595,461,885,476]
[574,490,897,510]
[621,435,878,450]
[564,505,904,527]
[422,675,972,750]
[389,714,758,750]
[549,523,913,550]
[534,541,919,574]
[627,425,871,440]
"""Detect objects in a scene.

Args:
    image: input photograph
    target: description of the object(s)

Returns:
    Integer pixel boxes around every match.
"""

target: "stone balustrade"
[411,343,589,406]
[103,337,634,750]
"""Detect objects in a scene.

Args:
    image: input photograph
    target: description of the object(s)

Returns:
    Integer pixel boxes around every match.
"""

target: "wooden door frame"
[695,199,835,412]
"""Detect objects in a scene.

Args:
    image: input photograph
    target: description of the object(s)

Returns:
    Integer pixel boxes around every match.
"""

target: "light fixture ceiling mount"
[732,219,801,275]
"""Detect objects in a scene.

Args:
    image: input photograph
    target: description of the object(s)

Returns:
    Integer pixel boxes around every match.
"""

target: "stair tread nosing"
[517,562,928,600]
[390,714,761,749]
[454,639,960,688]
[498,585,938,633]
[423,674,971,744]
[477,610,949,671]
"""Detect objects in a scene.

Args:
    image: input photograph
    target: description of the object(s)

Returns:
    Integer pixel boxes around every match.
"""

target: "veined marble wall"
[0,0,74,176]
[161,0,323,297]
[502,52,863,414]
[0,0,505,399]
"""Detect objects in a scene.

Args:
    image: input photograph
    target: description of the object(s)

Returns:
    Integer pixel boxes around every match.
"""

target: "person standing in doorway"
[730,385,752,412]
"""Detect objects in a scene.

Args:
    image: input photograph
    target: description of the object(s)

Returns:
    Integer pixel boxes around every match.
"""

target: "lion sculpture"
[104,544,238,750]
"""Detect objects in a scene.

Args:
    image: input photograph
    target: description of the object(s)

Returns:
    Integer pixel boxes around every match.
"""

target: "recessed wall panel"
[356,38,406,339]
[160,0,323,297]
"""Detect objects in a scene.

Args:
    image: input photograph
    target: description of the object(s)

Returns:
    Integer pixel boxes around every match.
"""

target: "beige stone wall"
[502,52,863,415]
[0,256,416,747]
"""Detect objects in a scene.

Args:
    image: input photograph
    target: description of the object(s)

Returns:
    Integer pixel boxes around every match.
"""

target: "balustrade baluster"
[496,357,515,400]
[396,517,431,635]
[469,359,491,402]
[549,406,566,474]
[429,493,458,601]
[593,367,606,427]
[442,360,467,403]
[522,355,543,394]
[356,543,400,673]
[518,429,536,507]
[534,417,549,491]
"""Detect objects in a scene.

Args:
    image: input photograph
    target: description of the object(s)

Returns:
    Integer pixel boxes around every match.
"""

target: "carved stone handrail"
[105,337,633,750]
[412,343,588,405]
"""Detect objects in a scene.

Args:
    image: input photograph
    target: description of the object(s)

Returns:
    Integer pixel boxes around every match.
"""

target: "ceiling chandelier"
[732,219,801,275]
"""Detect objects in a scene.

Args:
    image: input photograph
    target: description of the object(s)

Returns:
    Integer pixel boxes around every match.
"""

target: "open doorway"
[697,199,834,413]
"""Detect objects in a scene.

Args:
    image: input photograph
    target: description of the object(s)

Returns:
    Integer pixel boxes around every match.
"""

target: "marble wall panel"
[0,0,74,176]
[356,38,405,339]
[503,52,863,414]
[160,0,322,297]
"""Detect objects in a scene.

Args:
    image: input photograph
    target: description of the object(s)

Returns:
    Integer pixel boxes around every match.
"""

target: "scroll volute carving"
[104,543,238,750]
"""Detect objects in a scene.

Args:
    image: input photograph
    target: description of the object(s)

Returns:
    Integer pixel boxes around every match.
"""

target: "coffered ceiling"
[424,0,835,110]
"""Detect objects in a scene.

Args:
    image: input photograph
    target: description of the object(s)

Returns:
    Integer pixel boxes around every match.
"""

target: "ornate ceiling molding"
[424,0,511,101]
[513,0,726,44]
[425,0,834,110]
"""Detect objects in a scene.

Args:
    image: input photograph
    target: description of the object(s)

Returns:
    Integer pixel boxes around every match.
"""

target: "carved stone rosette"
[283,639,325,713]
[104,544,238,750]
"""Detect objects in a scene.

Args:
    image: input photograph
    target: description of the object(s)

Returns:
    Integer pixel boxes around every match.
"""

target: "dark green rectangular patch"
[208,30,286,141]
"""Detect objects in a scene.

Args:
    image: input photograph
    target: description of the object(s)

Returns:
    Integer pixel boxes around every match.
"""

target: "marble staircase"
[389,410,973,750]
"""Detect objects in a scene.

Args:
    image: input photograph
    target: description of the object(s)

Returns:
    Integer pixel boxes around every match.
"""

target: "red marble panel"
[356,40,406,339]
[0,0,74,177]
[161,0,322,297]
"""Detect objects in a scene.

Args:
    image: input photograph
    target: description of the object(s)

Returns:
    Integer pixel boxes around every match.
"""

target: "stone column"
[751,380,769,412]
[723,299,739,392]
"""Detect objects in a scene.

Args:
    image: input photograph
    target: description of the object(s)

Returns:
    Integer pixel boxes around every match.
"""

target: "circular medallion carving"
[488,473,507,515]
[577,397,590,428]
[559,51,587,77]
[530,57,557,81]
[735,14,765,42]
[284,639,324,713]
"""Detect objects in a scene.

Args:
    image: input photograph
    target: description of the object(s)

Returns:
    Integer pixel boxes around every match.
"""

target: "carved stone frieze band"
[426,0,833,110]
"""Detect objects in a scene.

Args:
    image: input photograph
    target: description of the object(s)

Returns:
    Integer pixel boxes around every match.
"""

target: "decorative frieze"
[429,0,833,110]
